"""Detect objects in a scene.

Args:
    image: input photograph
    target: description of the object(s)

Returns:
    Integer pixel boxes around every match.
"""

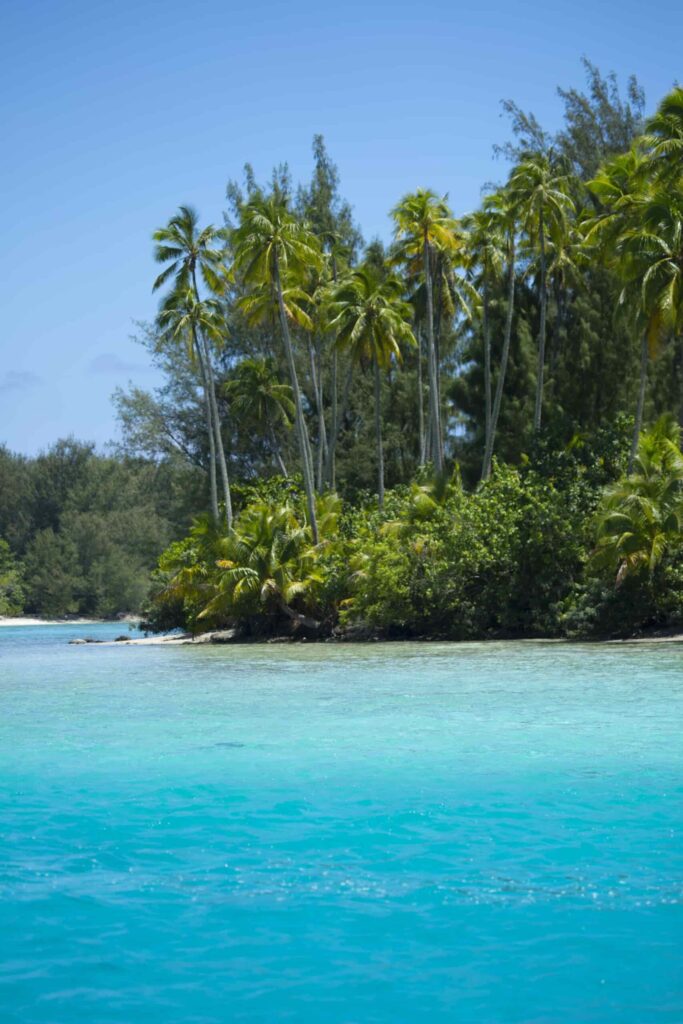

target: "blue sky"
[1,0,681,454]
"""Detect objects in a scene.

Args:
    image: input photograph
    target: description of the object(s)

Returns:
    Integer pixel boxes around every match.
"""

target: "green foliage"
[343,462,589,638]
[0,540,24,616]
[594,415,683,583]
[145,493,341,635]
[0,441,200,619]
[12,77,683,637]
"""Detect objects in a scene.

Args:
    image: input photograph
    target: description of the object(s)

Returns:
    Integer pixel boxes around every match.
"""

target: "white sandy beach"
[0,617,107,627]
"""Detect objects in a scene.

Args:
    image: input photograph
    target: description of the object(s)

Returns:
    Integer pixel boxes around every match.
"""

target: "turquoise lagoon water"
[1,624,682,1022]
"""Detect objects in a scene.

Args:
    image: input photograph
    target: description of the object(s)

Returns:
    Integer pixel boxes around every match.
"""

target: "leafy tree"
[22,529,83,618]
[0,540,24,615]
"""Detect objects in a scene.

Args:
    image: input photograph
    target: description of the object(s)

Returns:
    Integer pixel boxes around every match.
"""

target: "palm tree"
[327,266,415,507]
[642,85,683,182]
[585,149,651,467]
[508,153,575,432]
[595,414,683,585]
[617,185,683,454]
[545,216,583,372]
[204,494,340,632]
[156,288,233,526]
[152,206,232,525]
[225,358,294,475]
[392,189,459,471]
[465,197,507,477]
[478,187,518,481]
[431,231,476,451]
[231,195,323,542]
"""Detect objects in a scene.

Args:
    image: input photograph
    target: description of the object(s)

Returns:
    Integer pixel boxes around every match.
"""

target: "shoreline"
[93,630,683,647]
[4,618,683,646]
[0,616,140,628]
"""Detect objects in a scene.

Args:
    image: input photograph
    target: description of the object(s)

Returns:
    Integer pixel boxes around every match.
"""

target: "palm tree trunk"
[482,235,516,481]
[417,328,426,467]
[202,375,219,522]
[629,332,648,473]
[482,272,492,461]
[202,337,233,529]
[423,238,443,472]
[267,416,288,476]
[434,261,445,460]
[534,211,547,433]
[308,338,327,490]
[191,324,219,522]
[374,355,385,509]
[325,359,353,489]
[190,269,233,528]
[329,347,338,486]
[273,252,319,543]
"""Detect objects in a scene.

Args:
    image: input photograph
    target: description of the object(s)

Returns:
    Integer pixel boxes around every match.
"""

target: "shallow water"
[1,625,682,1022]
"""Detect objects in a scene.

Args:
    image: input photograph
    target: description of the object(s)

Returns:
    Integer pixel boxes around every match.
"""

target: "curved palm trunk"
[191,270,233,528]
[273,252,319,543]
[533,210,547,433]
[629,332,648,473]
[191,324,219,522]
[373,355,385,509]
[434,261,445,460]
[482,235,516,481]
[423,238,443,472]
[276,596,321,632]
[423,237,446,468]
[417,327,426,467]
[482,270,492,459]
[201,336,233,529]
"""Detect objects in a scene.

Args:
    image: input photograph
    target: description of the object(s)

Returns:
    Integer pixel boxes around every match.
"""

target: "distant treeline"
[0,441,203,617]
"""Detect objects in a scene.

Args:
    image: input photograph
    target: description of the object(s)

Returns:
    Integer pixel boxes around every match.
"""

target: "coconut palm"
[617,185,683,457]
[619,187,683,343]
[225,358,294,475]
[203,494,340,631]
[231,194,323,541]
[392,189,459,471]
[477,187,519,481]
[156,288,233,526]
[585,148,652,467]
[464,197,508,477]
[327,266,416,507]
[595,414,683,585]
[152,206,231,525]
[642,85,683,183]
[508,153,575,431]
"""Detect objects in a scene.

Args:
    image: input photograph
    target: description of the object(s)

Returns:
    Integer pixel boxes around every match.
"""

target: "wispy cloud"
[88,353,146,375]
[0,370,42,394]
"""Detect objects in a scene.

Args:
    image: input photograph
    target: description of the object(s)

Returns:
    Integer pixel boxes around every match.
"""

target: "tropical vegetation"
[4,64,683,639]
